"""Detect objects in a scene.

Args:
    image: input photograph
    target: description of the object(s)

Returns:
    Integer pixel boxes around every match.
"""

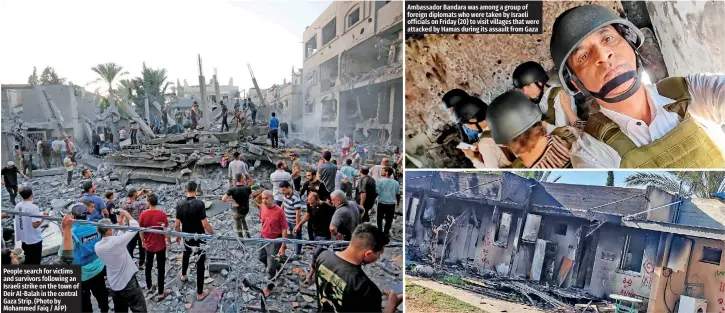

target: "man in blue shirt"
[269,112,280,148]
[80,181,108,222]
[60,201,109,312]
[375,167,400,237]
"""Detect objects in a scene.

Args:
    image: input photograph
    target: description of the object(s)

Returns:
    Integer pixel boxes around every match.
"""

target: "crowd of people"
[447,4,725,169]
[2,138,404,312]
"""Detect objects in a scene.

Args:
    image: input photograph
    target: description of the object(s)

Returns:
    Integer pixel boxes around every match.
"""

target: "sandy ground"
[406,276,547,313]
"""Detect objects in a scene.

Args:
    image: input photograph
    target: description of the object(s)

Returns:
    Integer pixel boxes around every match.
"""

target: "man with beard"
[551,4,725,168]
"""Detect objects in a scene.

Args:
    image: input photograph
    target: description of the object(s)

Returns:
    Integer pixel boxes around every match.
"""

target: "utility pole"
[214,68,221,105]
[144,83,150,125]
[198,54,209,130]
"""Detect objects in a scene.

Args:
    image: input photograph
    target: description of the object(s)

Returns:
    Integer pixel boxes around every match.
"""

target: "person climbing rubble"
[222,173,253,238]
[269,112,280,148]
[338,134,352,160]
[2,161,28,206]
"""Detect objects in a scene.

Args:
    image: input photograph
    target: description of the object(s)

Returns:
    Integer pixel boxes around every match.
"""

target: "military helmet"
[453,95,487,124]
[486,90,542,145]
[550,5,644,100]
[512,61,549,89]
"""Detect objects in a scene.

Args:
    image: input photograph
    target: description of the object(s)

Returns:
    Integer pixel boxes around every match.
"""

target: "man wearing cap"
[512,61,582,133]
[95,211,148,312]
[80,181,109,222]
[550,4,725,168]
[2,161,28,206]
[62,201,109,313]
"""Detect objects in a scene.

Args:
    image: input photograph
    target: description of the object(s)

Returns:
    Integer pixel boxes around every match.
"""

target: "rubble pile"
[407,261,600,312]
[3,128,403,313]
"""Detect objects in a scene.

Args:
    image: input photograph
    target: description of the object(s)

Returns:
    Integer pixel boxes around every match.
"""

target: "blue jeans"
[288,222,302,255]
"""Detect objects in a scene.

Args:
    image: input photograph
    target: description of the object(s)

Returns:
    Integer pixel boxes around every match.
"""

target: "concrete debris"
[407,262,602,311]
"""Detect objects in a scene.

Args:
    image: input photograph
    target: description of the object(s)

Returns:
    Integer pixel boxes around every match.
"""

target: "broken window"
[304,101,314,114]
[619,234,646,272]
[347,8,360,28]
[494,212,512,246]
[322,18,336,46]
[700,246,722,265]
[305,36,318,59]
[407,197,419,226]
[554,223,567,236]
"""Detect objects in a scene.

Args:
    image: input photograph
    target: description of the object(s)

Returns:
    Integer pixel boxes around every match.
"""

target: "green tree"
[624,171,725,198]
[39,66,66,85]
[28,67,39,85]
[606,171,614,186]
[130,63,173,117]
[91,62,129,98]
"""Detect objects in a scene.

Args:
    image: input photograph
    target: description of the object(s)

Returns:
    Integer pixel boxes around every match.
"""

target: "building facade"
[301,0,403,145]
[406,172,725,313]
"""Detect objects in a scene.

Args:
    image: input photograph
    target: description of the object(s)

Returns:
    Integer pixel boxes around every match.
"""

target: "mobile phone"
[456,142,477,151]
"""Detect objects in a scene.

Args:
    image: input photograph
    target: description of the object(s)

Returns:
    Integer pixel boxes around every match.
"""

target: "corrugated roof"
[538,182,647,217]
[679,198,725,230]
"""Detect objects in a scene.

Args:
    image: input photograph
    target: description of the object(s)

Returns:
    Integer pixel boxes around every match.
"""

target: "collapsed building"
[1,83,403,312]
[405,172,725,313]
[301,0,403,146]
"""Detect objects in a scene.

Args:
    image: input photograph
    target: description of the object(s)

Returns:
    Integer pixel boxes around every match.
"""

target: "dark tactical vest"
[584,77,725,168]
[543,86,563,125]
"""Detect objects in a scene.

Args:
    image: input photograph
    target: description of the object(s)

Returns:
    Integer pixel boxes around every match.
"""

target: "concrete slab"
[51,199,73,211]
[128,171,182,184]
[196,155,220,166]
[79,155,103,170]
[205,201,230,217]
[188,288,224,313]
[32,167,66,177]
[199,179,221,192]
[112,157,177,169]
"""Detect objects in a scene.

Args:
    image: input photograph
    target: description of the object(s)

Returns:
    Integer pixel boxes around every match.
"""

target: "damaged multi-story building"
[406,172,725,313]
[301,0,403,145]
[244,68,304,132]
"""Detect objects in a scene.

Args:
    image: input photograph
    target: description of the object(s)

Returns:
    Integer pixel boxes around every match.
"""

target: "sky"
[0,0,332,93]
[553,171,641,187]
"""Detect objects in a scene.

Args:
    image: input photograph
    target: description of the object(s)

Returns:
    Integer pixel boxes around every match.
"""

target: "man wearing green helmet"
[551,4,725,168]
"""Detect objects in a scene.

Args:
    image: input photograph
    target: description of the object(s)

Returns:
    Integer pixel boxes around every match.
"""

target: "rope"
[1,209,402,247]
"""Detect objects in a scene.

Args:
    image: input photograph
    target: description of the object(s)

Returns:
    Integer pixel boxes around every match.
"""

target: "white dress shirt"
[572,73,725,168]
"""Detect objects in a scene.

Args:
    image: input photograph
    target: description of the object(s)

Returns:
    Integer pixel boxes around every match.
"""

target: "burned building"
[406,172,725,312]
[301,1,403,145]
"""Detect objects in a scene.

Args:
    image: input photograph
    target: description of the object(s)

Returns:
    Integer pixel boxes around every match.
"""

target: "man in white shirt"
[512,61,582,134]
[14,186,48,264]
[337,134,352,160]
[228,152,251,185]
[370,158,389,181]
[119,127,127,141]
[550,4,725,168]
[94,211,148,313]
[270,160,294,206]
